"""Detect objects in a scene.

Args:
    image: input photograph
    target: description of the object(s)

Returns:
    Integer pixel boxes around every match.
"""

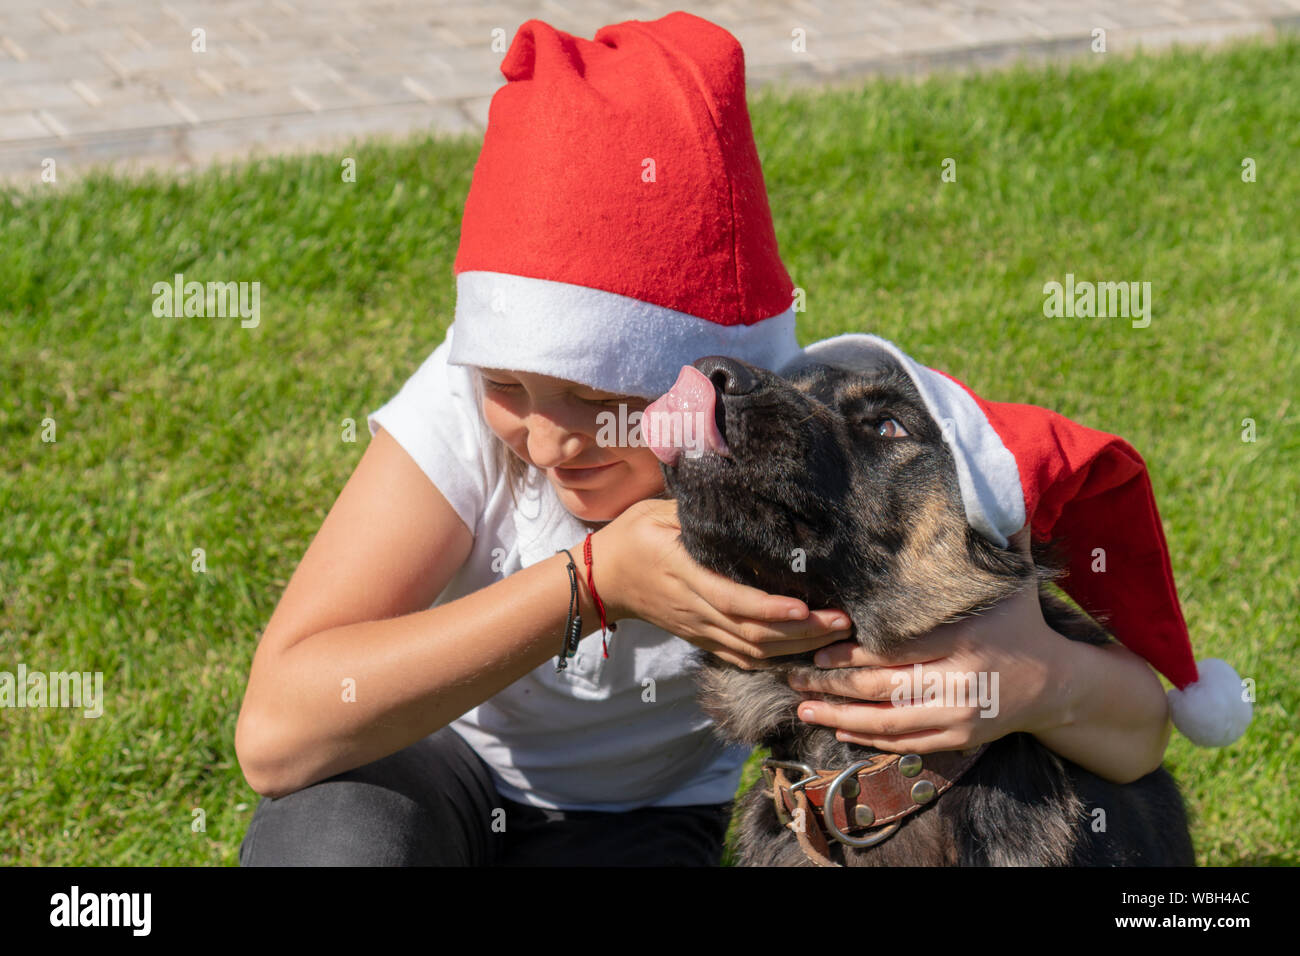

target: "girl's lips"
[552,461,618,483]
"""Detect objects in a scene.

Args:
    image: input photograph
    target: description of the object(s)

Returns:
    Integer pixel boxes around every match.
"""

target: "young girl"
[234,13,1197,866]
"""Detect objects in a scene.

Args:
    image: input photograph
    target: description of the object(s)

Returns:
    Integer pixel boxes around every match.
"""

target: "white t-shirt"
[366,323,752,811]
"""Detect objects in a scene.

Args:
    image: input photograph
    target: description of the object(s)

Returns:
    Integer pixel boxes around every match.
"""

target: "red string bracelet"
[583,532,617,658]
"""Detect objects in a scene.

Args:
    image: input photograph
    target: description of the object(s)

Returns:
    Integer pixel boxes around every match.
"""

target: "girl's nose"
[525,409,589,468]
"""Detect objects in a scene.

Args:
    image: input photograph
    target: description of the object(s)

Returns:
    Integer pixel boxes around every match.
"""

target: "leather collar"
[762,745,988,867]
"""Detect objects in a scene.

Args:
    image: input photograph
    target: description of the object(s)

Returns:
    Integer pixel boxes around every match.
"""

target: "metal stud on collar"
[823,760,902,848]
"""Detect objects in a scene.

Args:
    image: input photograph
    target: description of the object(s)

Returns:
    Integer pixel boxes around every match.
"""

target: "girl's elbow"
[235,706,294,798]
[1112,713,1175,785]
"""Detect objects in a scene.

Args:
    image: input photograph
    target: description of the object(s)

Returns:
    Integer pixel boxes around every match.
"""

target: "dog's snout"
[693,356,759,397]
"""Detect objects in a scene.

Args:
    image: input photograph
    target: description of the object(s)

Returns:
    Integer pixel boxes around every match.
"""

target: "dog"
[653,351,1195,866]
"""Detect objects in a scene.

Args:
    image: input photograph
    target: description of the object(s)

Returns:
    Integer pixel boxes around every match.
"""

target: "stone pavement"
[2,0,1298,181]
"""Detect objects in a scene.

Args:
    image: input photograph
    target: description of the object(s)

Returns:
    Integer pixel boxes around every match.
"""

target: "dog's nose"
[693,356,759,397]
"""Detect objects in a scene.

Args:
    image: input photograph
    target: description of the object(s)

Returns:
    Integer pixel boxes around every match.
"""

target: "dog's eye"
[875,418,908,438]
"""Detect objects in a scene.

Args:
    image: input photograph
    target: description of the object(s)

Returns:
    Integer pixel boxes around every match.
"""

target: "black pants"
[239,726,734,866]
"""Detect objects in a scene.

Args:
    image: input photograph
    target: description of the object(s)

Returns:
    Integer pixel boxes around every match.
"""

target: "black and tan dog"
[649,350,1195,866]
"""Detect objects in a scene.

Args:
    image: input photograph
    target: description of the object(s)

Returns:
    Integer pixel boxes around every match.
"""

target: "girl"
[234,13,1186,866]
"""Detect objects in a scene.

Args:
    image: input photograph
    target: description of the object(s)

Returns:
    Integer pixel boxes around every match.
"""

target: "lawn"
[2,36,1296,866]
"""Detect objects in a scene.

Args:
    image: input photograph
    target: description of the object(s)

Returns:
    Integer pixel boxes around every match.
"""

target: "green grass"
[3,37,1297,866]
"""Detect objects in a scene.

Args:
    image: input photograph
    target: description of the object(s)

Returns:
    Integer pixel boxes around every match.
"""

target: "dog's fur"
[660,353,1195,866]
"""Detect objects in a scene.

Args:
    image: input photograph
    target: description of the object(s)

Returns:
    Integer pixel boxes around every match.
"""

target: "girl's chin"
[552,485,627,524]
[551,475,661,524]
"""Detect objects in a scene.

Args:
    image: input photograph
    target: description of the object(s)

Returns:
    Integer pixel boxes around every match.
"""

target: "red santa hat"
[446,11,803,398]
[783,334,1252,748]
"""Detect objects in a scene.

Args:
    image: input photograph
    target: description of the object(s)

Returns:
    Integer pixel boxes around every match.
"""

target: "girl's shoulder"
[365,324,494,537]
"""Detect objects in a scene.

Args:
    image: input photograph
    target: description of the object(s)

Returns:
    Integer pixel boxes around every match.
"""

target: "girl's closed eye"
[481,373,641,409]
[592,394,645,408]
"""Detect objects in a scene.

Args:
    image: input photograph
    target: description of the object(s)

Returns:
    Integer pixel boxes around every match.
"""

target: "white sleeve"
[365,324,491,538]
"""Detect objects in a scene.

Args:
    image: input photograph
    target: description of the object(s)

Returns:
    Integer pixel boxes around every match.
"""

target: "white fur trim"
[781,334,1026,546]
[1168,658,1253,747]
[449,271,804,400]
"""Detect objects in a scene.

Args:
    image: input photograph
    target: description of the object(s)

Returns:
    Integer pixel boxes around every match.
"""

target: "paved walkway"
[2,1,1298,180]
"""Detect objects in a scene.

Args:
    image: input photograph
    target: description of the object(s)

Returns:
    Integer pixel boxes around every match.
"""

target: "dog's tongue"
[645,366,728,465]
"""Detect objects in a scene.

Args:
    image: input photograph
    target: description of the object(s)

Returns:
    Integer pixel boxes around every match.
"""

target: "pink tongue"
[644,366,729,465]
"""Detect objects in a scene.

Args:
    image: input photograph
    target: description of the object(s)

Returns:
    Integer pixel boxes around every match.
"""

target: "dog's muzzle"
[762,746,989,867]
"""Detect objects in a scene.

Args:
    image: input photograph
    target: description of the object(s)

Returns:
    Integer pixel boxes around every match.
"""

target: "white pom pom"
[1168,658,1252,747]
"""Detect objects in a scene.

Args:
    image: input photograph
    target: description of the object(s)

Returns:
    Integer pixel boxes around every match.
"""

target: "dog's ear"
[965,524,1036,581]
[781,336,898,380]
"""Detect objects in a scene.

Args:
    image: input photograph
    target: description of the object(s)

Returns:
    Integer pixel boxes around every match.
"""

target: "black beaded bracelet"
[555,548,582,672]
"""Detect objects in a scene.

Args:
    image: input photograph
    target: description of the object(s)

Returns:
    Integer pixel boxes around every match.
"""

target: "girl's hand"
[592,498,852,670]
[786,530,1075,753]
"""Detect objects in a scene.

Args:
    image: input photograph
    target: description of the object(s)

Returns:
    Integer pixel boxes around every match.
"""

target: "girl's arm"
[236,432,844,799]
[235,427,607,798]
[1025,631,1173,784]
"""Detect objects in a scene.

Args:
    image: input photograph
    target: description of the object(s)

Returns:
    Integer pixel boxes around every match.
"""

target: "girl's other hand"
[591,498,851,669]
[782,528,1072,753]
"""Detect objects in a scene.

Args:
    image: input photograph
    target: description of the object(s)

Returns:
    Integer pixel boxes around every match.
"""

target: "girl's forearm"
[1030,633,1173,784]
[235,547,599,799]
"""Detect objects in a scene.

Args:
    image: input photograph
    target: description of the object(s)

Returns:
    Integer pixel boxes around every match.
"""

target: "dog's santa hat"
[782,334,1252,748]
[446,11,804,398]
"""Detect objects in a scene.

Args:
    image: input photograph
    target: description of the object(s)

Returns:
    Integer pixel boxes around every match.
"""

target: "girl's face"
[478,367,666,522]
